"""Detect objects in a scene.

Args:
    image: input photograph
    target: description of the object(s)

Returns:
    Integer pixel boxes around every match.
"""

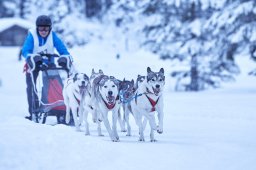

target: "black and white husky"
[63,73,90,131]
[92,75,121,142]
[129,67,165,142]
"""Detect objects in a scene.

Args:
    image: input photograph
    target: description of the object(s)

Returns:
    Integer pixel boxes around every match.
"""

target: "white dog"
[129,67,165,142]
[84,69,105,136]
[92,75,121,142]
[63,73,90,132]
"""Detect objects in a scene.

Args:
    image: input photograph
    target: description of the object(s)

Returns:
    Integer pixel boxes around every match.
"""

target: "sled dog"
[92,75,121,142]
[85,69,105,136]
[129,67,165,142]
[119,79,135,136]
[63,73,90,131]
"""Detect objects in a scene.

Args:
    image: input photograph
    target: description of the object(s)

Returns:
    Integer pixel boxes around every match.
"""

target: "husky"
[119,79,135,136]
[129,67,165,142]
[92,75,121,142]
[135,75,145,90]
[86,69,104,136]
[63,73,90,131]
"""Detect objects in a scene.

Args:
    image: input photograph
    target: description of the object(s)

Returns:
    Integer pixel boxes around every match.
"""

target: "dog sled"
[31,54,70,124]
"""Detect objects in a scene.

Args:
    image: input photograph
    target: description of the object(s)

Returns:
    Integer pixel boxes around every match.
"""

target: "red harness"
[145,95,159,112]
[74,93,80,105]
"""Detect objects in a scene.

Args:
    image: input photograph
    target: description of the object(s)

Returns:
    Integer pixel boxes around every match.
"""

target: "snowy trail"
[0,46,256,170]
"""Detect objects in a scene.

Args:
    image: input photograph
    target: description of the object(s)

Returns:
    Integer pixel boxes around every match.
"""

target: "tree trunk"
[190,54,199,91]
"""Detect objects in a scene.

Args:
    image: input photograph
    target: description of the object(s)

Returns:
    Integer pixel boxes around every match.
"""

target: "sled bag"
[41,69,66,111]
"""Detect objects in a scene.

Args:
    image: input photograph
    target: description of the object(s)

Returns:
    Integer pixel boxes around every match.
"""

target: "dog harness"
[145,95,159,112]
[73,93,80,105]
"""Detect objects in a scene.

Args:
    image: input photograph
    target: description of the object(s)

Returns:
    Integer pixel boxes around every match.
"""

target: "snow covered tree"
[137,0,256,91]
[0,0,17,18]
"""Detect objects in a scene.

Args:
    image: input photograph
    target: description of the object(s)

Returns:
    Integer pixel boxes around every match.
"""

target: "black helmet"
[36,15,52,27]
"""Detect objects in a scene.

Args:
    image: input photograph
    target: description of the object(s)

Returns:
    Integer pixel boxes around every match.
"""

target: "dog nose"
[82,81,85,85]
[108,91,113,96]
[156,84,160,88]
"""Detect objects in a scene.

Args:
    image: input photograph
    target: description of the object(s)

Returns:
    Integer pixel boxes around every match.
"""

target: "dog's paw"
[138,138,145,142]
[126,133,131,136]
[121,129,127,132]
[112,137,120,142]
[150,139,157,142]
[157,126,163,134]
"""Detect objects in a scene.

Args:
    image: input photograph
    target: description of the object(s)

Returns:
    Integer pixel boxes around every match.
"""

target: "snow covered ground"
[0,42,256,170]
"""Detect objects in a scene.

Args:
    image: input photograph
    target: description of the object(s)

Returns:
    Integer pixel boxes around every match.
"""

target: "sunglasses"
[37,26,50,32]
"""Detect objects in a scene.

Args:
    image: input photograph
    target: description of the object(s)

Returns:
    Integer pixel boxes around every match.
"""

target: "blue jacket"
[22,31,70,60]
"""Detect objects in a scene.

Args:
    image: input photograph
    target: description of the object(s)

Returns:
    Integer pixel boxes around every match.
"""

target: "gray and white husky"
[92,75,121,142]
[129,67,165,142]
[63,73,90,131]
[85,69,104,136]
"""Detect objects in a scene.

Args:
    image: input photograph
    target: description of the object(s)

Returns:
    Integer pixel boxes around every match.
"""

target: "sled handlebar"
[39,53,60,58]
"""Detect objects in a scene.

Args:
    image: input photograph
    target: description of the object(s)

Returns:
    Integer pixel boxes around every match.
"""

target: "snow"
[1,40,256,170]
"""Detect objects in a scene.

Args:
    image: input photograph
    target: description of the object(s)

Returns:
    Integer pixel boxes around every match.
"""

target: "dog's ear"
[83,73,89,81]
[73,73,78,82]
[92,69,95,74]
[98,75,108,86]
[160,68,164,74]
[131,79,134,85]
[99,69,103,74]
[147,67,152,74]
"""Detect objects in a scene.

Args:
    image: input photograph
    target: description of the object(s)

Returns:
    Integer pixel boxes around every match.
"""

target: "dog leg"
[112,110,120,141]
[124,106,131,136]
[143,113,157,131]
[71,107,81,131]
[136,113,145,142]
[118,108,126,132]
[101,111,117,142]
[156,108,164,134]
[65,105,71,124]
[142,117,148,131]
[97,121,103,136]
[150,128,157,142]
[84,110,90,135]
[79,105,84,127]
[91,107,97,123]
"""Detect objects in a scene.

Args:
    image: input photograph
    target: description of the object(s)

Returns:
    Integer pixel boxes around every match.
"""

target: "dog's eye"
[112,85,116,88]
[159,79,163,82]
[151,79,155,82]
[104,85,107,88]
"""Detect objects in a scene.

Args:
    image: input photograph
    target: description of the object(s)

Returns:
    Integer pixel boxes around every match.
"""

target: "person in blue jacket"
[22,15,72,122]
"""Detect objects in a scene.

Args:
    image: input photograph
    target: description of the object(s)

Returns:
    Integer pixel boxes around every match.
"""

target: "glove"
[57,55,72,70]
[26,54,42,70]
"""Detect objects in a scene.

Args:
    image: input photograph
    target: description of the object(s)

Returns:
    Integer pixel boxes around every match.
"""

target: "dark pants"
[26,70,40,117]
